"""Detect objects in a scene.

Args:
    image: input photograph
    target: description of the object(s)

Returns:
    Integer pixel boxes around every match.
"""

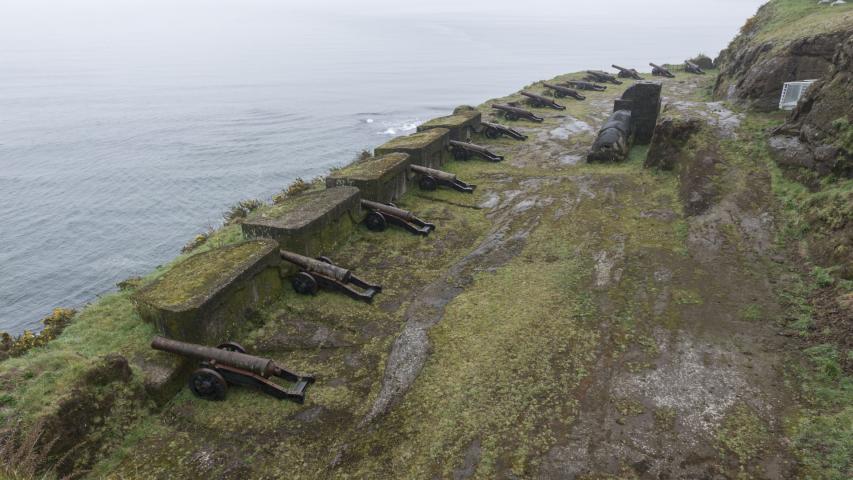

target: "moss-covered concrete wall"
[374,128,449,169]
[417,111,482,142]
[242,186,363,257]
[325,153,412,203]
[133,239,282,344]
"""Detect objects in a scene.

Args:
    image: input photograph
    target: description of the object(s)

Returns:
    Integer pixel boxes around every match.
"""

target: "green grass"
[746,0,853,46]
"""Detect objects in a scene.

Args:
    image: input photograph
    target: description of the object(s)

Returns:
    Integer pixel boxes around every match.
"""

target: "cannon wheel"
[453,148,470,161]
[553,91,566,98]
[365,211,387,232]
[293,272,319,295]
[189,368,228,400]
[217,341,246,354]
[504,112,519,121]
[419,175,438,191]
[484,127,501,139]
[316,256,334,265]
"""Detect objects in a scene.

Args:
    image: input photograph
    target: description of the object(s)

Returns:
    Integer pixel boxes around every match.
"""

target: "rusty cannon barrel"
[585,70,623,85]
[684,60,706,75]
[411,164,456,181]
[361,199,417,223]
[649,63,675,78]
[490,104,544,122]
[152,336,279,377]
[280,249,350,283]
[612,64,644,80]
[520,91,565,110]
[564,80,607,91]
[542,83,586,100]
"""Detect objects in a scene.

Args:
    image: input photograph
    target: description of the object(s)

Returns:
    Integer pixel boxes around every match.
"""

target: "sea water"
[0,0,764,333]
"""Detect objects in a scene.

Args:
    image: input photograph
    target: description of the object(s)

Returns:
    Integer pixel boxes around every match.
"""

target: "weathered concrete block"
[416,111,481,142]
[134,239,282,344]
[241,186,362,256]
[617,81,662,144]
[374,128,449,169]
[588,110,633,163]
[325,153,412,203]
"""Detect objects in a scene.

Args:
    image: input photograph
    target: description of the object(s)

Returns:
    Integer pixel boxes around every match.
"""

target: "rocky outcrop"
[715,31,847,111]
[773,34,853,179]
[644,117,703,171]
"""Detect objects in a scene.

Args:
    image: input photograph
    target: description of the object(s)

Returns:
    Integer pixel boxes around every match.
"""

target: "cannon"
[481,121,527,141]
[584,70,623,85]
[151,336,315,402]
[649,63,675,78]
[520,91,565,110]
[410,164,476,193]
[280,249,381,302]
[588,109,633,163]
[563,80,607,91]
[362,199,435,236]
[542,83,586,101]
[491,104,543,122]
[684,60,705,75]
[612,64,644,80]
[449,139,504,162]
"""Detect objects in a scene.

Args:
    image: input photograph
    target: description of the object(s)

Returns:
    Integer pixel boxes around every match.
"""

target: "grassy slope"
[742,0,853,46]
[0,49,849,480]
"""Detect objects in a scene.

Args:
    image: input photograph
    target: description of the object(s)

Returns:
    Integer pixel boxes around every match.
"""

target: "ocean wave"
[377,120,421,136]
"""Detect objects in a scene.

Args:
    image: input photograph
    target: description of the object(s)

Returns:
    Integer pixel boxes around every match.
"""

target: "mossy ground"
[2,66,850,479]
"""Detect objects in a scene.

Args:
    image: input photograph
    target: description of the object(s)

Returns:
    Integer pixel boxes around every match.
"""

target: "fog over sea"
[0,0,764,334]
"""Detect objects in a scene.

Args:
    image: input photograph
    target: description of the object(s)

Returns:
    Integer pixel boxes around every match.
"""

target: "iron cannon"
[481,121,527,141]
[542,83,586,100]
[684,60,706,75]
[449,139,504,162]
[612,64,644,80]
[280,249,381,302]
[649,62,675,78]
[520,91,565,110]
[410,164,476,193]
[491,104,543,122]
[563,80,607,91]
[362,199,435,236]
[151,336,315,402]
[584,70,623,85]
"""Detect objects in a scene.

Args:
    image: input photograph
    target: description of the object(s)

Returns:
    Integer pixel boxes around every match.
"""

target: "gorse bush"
[0,308,76,360]
[272,177,309,204]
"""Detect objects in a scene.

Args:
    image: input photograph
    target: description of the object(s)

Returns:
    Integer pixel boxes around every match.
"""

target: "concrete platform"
[325,153,412,203]
[374,128,449,169]
[416,110,481,142]
[133,239,282,344]
[241,186,362,256]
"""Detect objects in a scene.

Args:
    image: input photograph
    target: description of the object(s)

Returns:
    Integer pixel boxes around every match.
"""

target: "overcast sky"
[1,0,766,43]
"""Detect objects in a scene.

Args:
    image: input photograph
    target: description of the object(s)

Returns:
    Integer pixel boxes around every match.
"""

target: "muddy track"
[362,178,553,427]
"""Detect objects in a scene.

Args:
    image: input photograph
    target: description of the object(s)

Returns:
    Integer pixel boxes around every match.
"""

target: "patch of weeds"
[804,344,842,382]
[716,403,769,465]
[739,303,762,322]
[654,407,677,431]
[672,289,702,305]
[811,266,837,288]
[614,398,645,417]
[272,177,309,204]
[223,199,263,224]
